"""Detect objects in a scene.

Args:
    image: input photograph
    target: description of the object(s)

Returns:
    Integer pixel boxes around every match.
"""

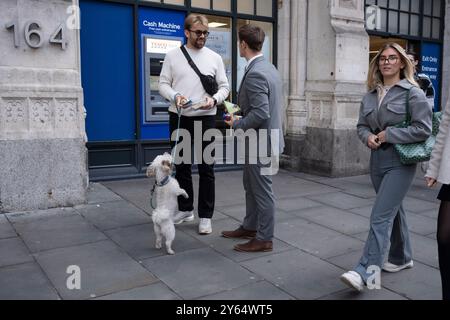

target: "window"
[191,0,231,12]
[364,0,444,40]
[142,0,186,5]
[236,19,273,90]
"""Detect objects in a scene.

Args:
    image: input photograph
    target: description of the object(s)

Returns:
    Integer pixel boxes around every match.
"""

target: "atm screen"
[150,58,164,76]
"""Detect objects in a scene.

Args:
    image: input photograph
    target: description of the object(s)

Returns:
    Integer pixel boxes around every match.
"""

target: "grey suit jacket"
[357,79,432,146]
[233,56,285,156]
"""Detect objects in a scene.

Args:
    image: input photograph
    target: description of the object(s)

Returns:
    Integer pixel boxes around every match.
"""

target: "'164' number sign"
[5,20,68,50]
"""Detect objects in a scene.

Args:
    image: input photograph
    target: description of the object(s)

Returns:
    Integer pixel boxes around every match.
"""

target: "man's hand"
[224,113,235,127]
[425,177,437,188]
[175,95,190,109]
[367,134,381,150]
[200,97,216,110]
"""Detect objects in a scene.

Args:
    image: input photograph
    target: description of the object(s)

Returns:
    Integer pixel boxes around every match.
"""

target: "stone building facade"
[0,0,448,212]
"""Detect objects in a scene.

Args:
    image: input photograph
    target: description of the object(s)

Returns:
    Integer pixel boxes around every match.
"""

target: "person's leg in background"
[437,199,450,300]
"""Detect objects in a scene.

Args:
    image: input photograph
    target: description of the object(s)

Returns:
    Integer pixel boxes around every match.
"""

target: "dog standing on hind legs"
[147,153,188,255]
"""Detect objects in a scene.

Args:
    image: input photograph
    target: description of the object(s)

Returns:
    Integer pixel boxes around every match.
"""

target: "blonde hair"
[367,42,419,91]
[184,14,209,30]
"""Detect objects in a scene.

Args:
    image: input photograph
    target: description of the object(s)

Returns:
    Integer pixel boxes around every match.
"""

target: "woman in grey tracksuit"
[340,43,432,292]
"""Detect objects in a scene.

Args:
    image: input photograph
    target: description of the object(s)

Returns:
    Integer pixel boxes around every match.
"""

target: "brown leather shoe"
[221,227,257,239]
[234,239,273,252]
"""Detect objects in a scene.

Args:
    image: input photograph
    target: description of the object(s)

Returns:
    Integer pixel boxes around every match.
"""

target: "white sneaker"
[382,260,414,273]
[198,218,212,235]
[173,211,195,225]
[340,271,364,292]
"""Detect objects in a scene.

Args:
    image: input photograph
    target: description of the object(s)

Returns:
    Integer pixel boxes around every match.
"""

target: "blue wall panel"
[80,0,135,141]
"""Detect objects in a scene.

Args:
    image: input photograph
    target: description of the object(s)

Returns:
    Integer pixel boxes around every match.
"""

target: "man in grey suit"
[221,24,285,252]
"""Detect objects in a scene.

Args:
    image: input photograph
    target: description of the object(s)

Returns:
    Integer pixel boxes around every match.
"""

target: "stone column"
[281,0,309,171]
[301,0,370,176]
[0,0,87,212]
[442,0,450,108]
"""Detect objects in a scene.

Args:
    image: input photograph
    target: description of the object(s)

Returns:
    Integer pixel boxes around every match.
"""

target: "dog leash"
[149,175,171,210]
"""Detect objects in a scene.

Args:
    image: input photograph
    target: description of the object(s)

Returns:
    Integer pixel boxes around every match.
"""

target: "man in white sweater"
[159,13,229,235]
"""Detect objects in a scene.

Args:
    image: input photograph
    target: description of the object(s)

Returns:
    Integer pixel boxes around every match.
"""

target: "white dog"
[146,153,188,255]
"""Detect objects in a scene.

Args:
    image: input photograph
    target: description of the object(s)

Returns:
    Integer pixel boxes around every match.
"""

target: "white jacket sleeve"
[426,99,450,180]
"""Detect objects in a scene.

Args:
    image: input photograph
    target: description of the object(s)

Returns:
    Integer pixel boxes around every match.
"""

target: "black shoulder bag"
[180,46,218,96]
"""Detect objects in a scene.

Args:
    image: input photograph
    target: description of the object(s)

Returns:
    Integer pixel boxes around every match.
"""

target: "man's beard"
[191,38,205,49]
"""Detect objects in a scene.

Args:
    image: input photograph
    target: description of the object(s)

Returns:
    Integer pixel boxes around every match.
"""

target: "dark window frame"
[364,0,445,42]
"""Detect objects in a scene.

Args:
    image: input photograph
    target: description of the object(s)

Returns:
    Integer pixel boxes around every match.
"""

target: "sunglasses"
[189,30,210,37]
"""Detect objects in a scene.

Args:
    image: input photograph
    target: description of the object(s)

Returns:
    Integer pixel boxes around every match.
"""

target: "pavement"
[0,168,443,300]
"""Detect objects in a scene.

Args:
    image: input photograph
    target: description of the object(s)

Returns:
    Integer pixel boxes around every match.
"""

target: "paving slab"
[87,183,123,204]
[275,197,323,213]
[105,223,206,260]
[215,204,296,223]
[406,212,437,236]
[380,261,442,300]
[34,240,157,300]
[352,230,439,269]
[75,201,152,231]
[349,206,373,218]
[95,282,181,300]
[199,281,295,300]
[103,178,158,214]
[0,214,16,239]
[7,208,107,253]
[291,206,369,236]
[326,249,363,272]
[142,248,261,299]
[406,184,440,202]
[274,180,340,199]
[276,218,365,259]
[340,207,436,238]
[305,192,373,210]
[325,247,441,300]
[319,288,408,300]
[0,262,60,300]
[241,250,348,300]
[420,208,439,219]
[178,218,295,263]
[402,197,440,213]
[313,179,376,199]
[0,237,34,267]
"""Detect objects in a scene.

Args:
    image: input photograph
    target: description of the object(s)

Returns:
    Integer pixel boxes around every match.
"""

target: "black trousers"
[169,112,215,218]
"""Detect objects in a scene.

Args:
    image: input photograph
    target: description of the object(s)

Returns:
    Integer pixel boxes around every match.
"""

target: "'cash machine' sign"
[139,8,185,37]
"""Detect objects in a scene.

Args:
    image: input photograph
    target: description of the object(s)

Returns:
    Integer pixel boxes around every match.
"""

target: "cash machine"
[139,7,185,140]
[143,37,182,122]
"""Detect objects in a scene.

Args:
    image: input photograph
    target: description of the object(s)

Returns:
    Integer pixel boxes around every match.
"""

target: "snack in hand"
[223,101,241,115]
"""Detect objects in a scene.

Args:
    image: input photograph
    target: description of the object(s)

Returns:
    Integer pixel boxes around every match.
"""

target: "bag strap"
[404,88,412,124]
[180,46,204,79]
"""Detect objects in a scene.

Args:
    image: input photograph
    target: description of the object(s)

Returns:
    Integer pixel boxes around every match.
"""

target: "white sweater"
[426,94,450,184]
[159,45,230,117]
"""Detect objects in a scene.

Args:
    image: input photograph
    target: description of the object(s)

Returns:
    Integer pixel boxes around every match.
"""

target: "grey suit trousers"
[355,145,416,282]
[242,164,275,241]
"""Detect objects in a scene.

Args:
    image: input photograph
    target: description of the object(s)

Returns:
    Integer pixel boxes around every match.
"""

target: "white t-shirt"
[159,45,230,117]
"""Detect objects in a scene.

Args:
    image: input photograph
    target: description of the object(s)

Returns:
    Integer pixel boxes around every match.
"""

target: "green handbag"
[393,89,442,165]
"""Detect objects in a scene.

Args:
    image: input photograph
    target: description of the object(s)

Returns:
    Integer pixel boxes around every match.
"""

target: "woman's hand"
[425,177,437,188]
[377,131,387,144]
[367,134,381,150]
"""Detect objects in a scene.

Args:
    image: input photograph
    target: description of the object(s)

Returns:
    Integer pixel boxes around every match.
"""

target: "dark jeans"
[169,112,215,218]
